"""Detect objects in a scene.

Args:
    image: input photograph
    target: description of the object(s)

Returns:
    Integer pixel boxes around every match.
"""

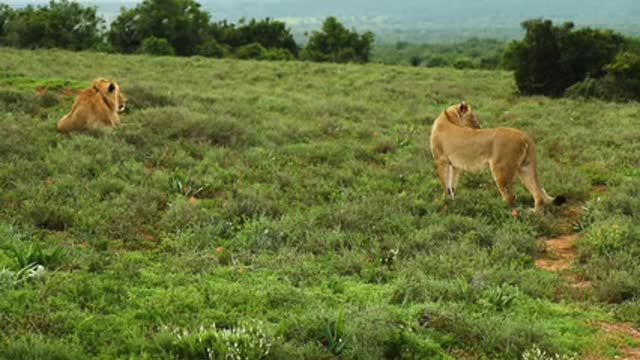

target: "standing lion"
[430,102,565,211]
[57,78,127,133]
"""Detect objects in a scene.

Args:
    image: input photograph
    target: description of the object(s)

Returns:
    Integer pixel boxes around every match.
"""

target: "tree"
[108,0,210,56]
[0,0,104,50]
[301,17,374,63]
[503,19,626,97]
[603,51,640,100]
[0,4,13,41]
[236,18,298,56]
[207,18,299,57]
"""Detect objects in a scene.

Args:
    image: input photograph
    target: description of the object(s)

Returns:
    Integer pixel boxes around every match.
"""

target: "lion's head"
[92,78,127,113]
[457,101,481,129]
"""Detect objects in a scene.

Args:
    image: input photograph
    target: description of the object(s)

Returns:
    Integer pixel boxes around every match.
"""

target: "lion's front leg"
[109,114,121,128]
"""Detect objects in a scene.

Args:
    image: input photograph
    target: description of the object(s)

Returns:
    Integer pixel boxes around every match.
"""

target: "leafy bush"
[140,36,176,56]
[234,42,266,60]
[196,38,229,58]
[453,57,474,69]
[261,48,295,61]
[566,52,640,101]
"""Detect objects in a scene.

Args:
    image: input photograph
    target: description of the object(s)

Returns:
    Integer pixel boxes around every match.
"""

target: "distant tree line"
[374,38,505,70]
[0,0,374,63]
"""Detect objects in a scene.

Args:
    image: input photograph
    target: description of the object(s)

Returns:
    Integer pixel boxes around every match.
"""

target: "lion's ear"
[108,83,116,93]
[460,102,468,113]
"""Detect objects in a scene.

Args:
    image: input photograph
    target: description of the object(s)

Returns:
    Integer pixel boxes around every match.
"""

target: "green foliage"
[302,16,375,63]
[0,0,104,50]
[4,242,64,269]
[234,42,267,60]
[261,47,296,61]
[0,4,12,40]
[0,335,87,359]
[322,314,347,355]
[235,18,299,56]
[574,178,640,303]
[603,51,640,99]
[409,55,422,67]
[140,36,175,56]
[196,38,229,58]
[504,19,627,97]
[108,0,210,56]
[453,57,475,69]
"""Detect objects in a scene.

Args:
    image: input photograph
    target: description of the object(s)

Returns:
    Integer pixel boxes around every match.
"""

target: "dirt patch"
[599,322,640,360]
[536,233,580,272]
[536,232,593,290]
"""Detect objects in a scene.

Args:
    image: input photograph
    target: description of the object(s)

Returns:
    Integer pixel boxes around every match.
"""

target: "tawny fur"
[430,102,561,211]
[57,78,127,133]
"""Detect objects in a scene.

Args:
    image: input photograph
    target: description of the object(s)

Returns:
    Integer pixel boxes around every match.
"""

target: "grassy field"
[0,48,639,359]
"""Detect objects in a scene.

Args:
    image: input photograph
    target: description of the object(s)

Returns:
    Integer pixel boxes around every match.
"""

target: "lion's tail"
[542,187,567,206]
[56,114,72,133]
[524,137,566,207]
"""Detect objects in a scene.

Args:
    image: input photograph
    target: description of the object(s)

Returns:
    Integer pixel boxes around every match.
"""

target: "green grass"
[0,47,639,359]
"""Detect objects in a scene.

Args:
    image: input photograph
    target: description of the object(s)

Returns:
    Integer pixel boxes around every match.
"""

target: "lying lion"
[57,78,127,133]
[430,102,565,211]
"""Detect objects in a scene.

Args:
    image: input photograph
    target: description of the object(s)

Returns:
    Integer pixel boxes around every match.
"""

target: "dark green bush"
[504,19,626,97]
[234,42,266,60]
[140,36,175,56]
[196,38,229,58]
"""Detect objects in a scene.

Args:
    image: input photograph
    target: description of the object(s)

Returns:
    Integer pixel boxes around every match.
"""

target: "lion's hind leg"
[448,165,460,200]
[517,165,552,211]
[57,113,73,133]
[490,160,517,207]
[436,159,458,200]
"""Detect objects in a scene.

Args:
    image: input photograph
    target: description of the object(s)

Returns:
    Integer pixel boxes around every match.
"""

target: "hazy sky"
[5,0,639,41]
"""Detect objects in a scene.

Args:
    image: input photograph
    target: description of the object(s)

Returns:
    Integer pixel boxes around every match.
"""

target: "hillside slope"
[0,48,639,359]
